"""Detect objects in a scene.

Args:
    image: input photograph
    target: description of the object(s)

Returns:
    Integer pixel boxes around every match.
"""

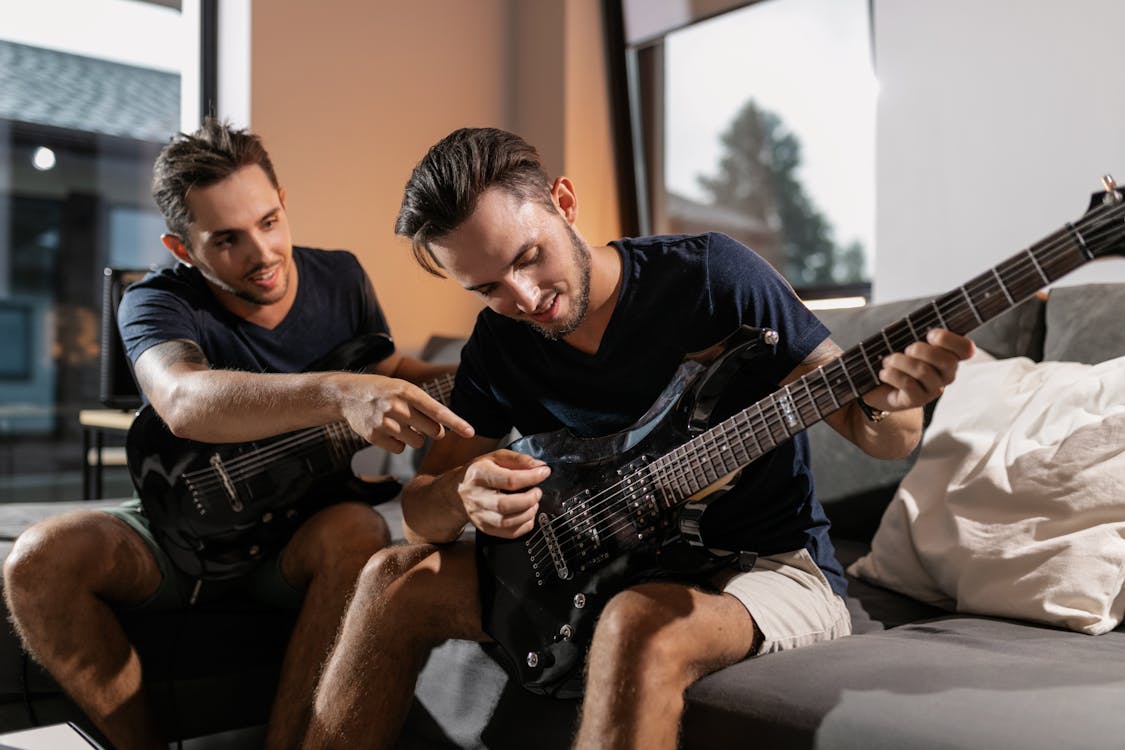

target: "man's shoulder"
[615,232,750,261]
[122,263,205,308]
[293,245,361,271]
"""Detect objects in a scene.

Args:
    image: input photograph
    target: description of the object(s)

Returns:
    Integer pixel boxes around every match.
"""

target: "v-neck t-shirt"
[117,246,392,374]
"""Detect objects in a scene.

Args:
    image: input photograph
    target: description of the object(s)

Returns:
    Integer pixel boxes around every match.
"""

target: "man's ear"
[278,186,287,209]
[161,233,193,265]
[551,177,578,224]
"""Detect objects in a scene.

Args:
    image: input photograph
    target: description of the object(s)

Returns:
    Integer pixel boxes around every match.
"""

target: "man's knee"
[355,544,436,602]
[288,503,392,582]
[352,543,481,642]
[5,512,156,614]
[589,586,696,680]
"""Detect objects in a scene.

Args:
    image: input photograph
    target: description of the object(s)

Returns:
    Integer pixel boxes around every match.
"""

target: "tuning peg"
[1101,175,1121,205]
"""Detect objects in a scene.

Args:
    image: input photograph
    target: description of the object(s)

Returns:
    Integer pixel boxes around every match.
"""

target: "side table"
[77,409,136,500]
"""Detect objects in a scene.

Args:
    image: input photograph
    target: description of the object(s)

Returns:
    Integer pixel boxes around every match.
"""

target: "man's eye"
[517,248,540,268]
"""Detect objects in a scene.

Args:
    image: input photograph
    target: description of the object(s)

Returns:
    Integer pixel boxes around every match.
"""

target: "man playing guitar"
[3,119,473,750]
[303,127,974,749]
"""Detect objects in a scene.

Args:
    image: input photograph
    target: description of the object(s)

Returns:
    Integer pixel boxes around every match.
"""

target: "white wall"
[874,0,1125,303]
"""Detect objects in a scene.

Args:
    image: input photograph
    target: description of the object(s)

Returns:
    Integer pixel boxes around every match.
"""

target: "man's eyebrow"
[463,241,536,292]
[205,206,281,240]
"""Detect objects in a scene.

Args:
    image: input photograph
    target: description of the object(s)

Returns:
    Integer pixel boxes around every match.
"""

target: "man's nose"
[509,277,540,314]
[245,231,276,264]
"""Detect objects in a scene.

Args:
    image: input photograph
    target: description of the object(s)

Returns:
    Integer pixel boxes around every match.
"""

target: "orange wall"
[251,0,620,355]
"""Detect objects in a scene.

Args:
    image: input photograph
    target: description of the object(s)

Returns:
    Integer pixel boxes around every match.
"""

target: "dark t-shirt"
[117,246,392,373]
[451,232,846,596]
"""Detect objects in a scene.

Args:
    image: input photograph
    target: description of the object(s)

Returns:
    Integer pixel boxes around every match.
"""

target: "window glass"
[630,0,876,297]
[0,0,196,500]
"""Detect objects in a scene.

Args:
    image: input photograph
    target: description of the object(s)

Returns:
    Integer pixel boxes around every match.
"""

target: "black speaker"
[99,267,147,410]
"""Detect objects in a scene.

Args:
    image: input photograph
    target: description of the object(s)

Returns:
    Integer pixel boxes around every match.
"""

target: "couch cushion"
[849,353,1125,634]
[680,616,1125,750]
[1043,283,1125,363]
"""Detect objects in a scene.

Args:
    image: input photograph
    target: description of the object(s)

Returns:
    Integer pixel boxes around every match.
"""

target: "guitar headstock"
[1082,175,1125,259]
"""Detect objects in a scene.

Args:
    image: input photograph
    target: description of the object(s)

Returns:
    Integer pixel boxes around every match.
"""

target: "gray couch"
[2,283,1124,748]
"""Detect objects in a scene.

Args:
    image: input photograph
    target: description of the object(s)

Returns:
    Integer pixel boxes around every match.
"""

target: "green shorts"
[101,498,305,611]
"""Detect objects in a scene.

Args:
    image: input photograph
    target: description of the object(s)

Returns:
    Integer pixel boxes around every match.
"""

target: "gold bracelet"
[857,397,889,423]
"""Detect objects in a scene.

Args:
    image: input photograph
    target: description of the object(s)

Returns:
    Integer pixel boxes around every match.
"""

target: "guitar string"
[181,372,456,490]
[524,203,1125,568]
[184,372,455,489]
[182,373,456,488]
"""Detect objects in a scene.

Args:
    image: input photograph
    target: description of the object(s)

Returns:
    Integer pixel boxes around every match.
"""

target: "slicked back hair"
[395,127,554,277]
[151,117,280,243]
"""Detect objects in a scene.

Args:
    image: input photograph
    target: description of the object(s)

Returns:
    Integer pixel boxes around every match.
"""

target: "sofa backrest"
[1042,283,1125,363]
[811,281,1125,543]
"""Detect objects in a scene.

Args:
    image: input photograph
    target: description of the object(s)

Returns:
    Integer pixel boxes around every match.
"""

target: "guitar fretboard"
[646,195,1125,504]
[324,370,457,460]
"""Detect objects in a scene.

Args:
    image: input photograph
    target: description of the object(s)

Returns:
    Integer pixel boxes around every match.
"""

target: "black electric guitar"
[126,332,456,579]
[476,180,1125,697]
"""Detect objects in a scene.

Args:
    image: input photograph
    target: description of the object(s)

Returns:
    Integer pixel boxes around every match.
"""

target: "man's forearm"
[152,369,352,443]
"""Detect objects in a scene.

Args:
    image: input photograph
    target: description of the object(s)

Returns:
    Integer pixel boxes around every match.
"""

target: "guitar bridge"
[209,453,244,512]
[539,512,570,580]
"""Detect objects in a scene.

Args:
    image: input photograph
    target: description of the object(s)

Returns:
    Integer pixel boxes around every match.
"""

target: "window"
[610,0,876,301]
[0,0,205,500]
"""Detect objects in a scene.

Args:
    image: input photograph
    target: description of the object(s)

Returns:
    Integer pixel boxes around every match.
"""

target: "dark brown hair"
[151,117,280,242]
[395,127,553,276]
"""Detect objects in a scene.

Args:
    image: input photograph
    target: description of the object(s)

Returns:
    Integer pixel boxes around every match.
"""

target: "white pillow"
[848,352,1125,634]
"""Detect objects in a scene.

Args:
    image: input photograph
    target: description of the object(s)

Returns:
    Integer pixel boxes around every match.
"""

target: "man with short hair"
[3,119,472,750]
[304,127,974,750]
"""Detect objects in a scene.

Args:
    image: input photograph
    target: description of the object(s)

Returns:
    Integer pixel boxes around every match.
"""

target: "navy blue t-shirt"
[117,246,392,374]
[451,232,846,596]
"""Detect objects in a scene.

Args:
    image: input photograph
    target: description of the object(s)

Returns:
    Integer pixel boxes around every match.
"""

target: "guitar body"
[478,328,776,697]
[127,332,400,579]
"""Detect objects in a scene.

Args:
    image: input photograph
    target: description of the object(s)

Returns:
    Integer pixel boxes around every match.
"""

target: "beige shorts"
[715,548,852,655]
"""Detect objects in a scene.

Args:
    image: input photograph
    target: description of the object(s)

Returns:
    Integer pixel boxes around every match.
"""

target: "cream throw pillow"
[848,352,1125,634]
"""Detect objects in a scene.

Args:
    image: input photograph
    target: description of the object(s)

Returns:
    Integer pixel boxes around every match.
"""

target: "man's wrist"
[857,397,889,423]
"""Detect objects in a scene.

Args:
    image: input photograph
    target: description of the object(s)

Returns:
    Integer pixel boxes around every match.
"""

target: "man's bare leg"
[264,502,391,750]
[303,540,485,750]
[572,582,757,750]
[3,511,165,749]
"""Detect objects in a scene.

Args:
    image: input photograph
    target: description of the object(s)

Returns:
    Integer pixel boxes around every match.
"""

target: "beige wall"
[251,0,620,355]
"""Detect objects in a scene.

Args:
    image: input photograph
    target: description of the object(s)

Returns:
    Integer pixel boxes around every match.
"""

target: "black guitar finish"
[127,332,406,579]
[476,183,1125,696]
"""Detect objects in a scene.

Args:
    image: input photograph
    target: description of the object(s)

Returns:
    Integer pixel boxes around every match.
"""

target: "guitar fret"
[930,299,949,329]
[990,267,1016,305]
[1026,248,1049,285]
[819,367,841,410]
[904,315,919,341]
[753,403,780,449]
[801,377,823,421]
[959,285,983,325]
[857,341,879,383]
[739,410,764,457]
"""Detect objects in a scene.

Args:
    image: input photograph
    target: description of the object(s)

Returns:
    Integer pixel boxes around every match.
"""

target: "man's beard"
[528,222,591,341]
[196,262,288,307]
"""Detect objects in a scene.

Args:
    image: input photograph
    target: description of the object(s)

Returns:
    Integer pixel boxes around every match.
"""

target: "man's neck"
[563,244,622,356]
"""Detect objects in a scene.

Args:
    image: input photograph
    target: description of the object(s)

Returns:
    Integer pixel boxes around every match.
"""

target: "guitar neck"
[649,204,1114,504]
[308,370,459,459]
